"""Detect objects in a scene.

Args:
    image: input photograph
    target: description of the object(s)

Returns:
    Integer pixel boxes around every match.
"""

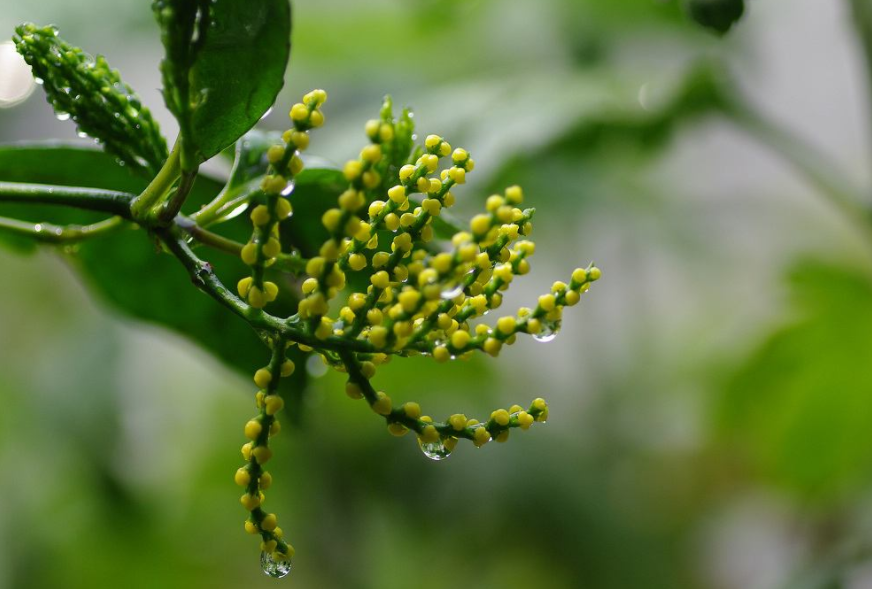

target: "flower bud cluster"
[237,90,327,309]
[231,91,601,561]
[236,338,296,565]
[13,23,168,174]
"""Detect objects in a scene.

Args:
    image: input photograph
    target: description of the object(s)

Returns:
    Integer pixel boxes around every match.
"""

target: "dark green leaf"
[13,24,168,174]
[153,0,292,169]
[0,144,305,405]
[716,260,872,503]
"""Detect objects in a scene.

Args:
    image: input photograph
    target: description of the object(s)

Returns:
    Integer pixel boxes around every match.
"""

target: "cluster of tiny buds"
[345,371,551,455]
[230,90,601,567]
[237,89,327,309]
[235,345,297,566]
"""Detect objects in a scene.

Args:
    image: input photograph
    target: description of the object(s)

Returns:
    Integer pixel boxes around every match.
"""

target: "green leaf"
[0,144,306,406]
[716,260,872,503]
[153,0,292,169]
[13,24,169,175]
[686,0,745,35]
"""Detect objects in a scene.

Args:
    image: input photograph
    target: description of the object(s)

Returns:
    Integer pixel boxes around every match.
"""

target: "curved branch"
[156,226,402,354]
[340,349,547,446]
[0,215,125,243]
[0,181,135,218]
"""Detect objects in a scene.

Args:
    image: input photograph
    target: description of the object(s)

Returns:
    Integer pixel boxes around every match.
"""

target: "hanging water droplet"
[34,77,44,85]
[76,130,88,138]
[532,320,560,343]
[56,112,70,121]
[260,550,292,578]
[418,436,452,461]
[305,353,328,378]
[281,180,295,197]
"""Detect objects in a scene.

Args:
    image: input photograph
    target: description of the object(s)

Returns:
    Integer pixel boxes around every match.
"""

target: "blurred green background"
[3,0,872,588]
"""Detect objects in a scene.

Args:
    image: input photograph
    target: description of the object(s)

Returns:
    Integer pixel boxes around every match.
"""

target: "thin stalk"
[192,178,262,227]
[0,215,125,243]
[158,168,198,225]
[0,182,134,217]
[157,226,416,354]
[176,216,243,257]
[130,141,181,219]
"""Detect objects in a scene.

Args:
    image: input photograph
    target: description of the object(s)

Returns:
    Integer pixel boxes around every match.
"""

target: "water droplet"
[440,283,463,300]
[56,112,70,121]
[76,130,88,138]
[281,180,295,197]
[418,436,452,461]
[216,201,248,222]
[532,320,560,343]
[260,550,292,578]
[305,354,328,378]
[260,106,273,121]
[34,77,44,85]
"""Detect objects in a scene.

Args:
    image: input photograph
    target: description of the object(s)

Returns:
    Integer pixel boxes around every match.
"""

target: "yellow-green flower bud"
[371,391,392,415]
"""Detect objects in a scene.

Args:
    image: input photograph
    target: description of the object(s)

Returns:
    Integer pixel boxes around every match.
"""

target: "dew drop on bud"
[418,437,452,461]
[281,180,295,197]
[440,283,463,300]
[532,320,560,343]
[261,550,292,579]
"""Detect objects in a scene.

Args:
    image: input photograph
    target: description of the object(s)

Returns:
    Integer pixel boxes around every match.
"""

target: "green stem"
[130,141,181,220]
[725,102,872,250]
[339,349,546,442]
[851,0,872,143]
[156,226,393,353]
[0,215,125,243]
[174,217,307,272]
[157,168,198,225]
[176,216,243,256]
[0,181,287,264]
[191,178,261,227]
[0,182,134,217]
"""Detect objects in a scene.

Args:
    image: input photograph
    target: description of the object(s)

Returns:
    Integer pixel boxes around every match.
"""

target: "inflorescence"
[233,90,601,574]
